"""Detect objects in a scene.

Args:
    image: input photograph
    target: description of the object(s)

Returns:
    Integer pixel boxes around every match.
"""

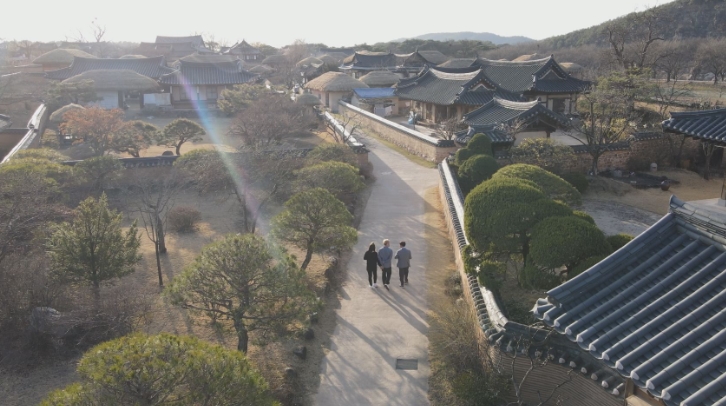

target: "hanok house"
[396,50,450,72]
[60,70,161,109]
[471,55,591,114]
[304,72,368,113]
[135,35,214,61]
[222,40,263,62]
[339,51,398,78]
[459,98,570,147]
[46,56,173,108]
[159,59,258,109]
[32,48,95,72]
[533,196,726,406]
[351,88,398,117]
[395,66,523,124]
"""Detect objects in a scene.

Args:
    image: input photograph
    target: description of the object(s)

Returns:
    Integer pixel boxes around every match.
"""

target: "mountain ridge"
[393,31,534,45]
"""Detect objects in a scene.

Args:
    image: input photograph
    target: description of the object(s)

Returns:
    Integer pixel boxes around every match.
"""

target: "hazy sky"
[2,0,676,47]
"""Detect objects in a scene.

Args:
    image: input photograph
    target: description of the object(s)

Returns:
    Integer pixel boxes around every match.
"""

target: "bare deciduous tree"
[605,6,670,71]
[132,171,179,286]
[434,117,466,141]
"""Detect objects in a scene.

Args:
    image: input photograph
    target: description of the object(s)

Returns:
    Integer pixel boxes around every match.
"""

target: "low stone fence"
[321,111,369,166]
[437,160,624,405]
[495,134,701,174]
[338,101,456,163]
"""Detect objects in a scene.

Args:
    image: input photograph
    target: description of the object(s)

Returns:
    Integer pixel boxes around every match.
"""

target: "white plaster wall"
[89,91,119,109]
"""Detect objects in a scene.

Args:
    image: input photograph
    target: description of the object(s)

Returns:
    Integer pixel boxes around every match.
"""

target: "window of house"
[207,86,218,100]
[552,98,566,114]
[178,87,188,101]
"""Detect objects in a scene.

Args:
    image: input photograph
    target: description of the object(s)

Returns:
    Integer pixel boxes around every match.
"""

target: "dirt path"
[313,137,439,405]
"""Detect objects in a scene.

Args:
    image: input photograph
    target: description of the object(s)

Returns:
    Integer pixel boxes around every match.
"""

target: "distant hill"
[537,0,726,50]
[394,32,534,45]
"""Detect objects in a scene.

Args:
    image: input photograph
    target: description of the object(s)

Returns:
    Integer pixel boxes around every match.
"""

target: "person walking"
[363,242,381,288]
[395,241,412,288]
[378,239,393,290]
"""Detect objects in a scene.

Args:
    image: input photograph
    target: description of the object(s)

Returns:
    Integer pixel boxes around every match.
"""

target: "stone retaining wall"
[338,101,456,163]
[437,160,624,405]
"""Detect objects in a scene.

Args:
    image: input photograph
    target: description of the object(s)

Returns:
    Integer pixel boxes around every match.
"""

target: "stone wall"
[496,134,701,174]
[437,161,625,405]
[338,101,457,163]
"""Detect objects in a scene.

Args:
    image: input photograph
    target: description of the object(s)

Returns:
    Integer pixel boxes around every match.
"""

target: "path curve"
[314,137,438,406]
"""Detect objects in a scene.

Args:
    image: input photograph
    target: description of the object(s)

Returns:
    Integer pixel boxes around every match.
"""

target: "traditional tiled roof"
[156,35,205,47]
[437,58,476,69]
[462,98,570,129]
[472,56,590,94]
[662,109,726,145]
[533,196,726,406]
[340,52,398,70]
[455,128,513,145]
[395,66,523,106]
[353,87,396,100]
[45,56,173,80]
[224,40,261,56]
[396,50,449,67]
[159,60,257,86]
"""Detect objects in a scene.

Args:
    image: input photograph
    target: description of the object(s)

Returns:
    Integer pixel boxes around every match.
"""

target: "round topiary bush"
[573,210,596,225]
[529,215,608,273]
[606,233,634,252]
[305,143,359,168]
[561,172,589,194]
[457,154,499,193]
[168,206,202,233]
[454,147,476,166]
[466,133,493,155]
[493,164,581,205]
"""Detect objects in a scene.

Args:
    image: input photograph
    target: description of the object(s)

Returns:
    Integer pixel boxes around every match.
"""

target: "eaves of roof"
[533,195,726,406]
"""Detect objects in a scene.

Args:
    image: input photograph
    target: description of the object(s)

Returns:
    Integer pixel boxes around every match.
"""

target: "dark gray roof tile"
[534,196,726,406]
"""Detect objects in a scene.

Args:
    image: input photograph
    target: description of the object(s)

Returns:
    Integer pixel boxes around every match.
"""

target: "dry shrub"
[429,300,504,406]
[168,206,202,233]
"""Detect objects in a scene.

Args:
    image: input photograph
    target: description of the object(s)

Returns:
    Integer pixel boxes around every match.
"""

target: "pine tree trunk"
[301,243,314,271]
[175,143,182,156]
[234,318,249,353]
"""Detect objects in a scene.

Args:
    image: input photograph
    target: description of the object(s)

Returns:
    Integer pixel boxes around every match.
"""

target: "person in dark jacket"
[363,242,381,288]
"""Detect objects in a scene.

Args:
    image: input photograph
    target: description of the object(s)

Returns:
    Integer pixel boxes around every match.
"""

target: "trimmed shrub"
[168,206,202,233]
[561,172,589,194]
[530,216,608,273]
[12,148,67,162]
[295,161,364,199]
[573,210,596,225]
[521,264,561,290]
[569,255,607,279]
[457,154,499,193]
[493,163,581,205]
[74,156,124,191]
[464,177,547,254]
[606,233,634,252]
[466,133,493,155]
[454,147,476,166]
[306,143,359,168]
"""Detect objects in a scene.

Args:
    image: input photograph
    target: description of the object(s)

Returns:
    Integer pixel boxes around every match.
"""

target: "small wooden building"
[159,60,258,109]
[304,72,368,113]
[60,69,161,109]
